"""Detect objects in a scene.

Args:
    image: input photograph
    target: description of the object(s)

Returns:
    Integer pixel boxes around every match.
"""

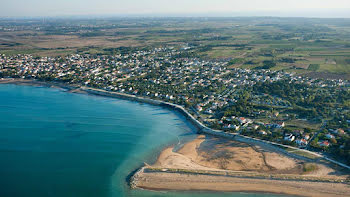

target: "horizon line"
[1,9,350,19]
[1,15,350,20]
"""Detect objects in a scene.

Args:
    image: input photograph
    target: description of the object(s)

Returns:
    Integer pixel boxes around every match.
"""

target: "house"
[284,134,295,142]
[303,134,310,140]
[195,105,203,112]
[242,123,250,128]
[325,133,335,139]
[223,124,231,129]
[233,125,240,131]
[276,122,285,128]
[266,122,285,129]
[223,124,240,131]
[258,130,267,135]
[318,140,330,147]
[246,118,253,124]
[296,138,308,147]
[337,129,345,135]
[204,109,213,114]
[238,117,247,124]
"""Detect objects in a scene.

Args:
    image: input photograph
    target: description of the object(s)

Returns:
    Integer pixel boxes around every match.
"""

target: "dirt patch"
[303,72,350,80]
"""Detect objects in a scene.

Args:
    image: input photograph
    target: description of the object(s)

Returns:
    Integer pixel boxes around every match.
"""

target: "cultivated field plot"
[1,17,349,78]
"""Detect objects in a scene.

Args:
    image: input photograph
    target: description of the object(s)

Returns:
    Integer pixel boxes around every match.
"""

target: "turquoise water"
[0,84,288,197]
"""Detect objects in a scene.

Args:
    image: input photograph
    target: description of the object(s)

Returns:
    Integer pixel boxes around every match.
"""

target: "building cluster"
[0,47,349,149]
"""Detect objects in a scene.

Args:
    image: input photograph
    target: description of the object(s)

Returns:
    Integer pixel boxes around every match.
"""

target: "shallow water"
[0,84,289,197]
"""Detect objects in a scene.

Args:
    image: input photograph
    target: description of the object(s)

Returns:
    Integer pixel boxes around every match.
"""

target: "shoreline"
[135,171,350,197]
[0,78,205,131]
[132,135,350,197]
[0,78,211,134]
[1,78,350,196]
[1,78,349,170]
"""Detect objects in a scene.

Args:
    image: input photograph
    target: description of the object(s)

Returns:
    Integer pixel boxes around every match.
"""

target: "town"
[1,45,349,165]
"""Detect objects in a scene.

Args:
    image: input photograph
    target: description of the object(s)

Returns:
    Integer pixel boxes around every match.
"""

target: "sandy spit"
[134,135,350,196]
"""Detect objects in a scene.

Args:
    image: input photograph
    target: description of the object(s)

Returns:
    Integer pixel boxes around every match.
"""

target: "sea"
[0,84,289,197]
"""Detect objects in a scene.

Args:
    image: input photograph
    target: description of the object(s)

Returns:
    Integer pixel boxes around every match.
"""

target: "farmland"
[0,17,349,79]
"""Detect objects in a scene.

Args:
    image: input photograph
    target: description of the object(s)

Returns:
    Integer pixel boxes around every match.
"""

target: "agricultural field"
[0,17,349,79]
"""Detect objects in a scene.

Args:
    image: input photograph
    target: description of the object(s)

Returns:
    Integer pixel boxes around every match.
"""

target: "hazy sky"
[2,0,350,17]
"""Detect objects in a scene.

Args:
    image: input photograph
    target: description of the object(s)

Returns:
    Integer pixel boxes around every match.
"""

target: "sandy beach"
[136,172,350,197]
[134,135,350,196]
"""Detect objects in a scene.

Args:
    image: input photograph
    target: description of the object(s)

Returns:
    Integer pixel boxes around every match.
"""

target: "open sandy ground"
[153,135,342,176]
[135,135,350,196]
[137,172,350,197]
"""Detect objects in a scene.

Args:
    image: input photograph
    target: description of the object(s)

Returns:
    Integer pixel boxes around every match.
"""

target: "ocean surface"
[0,84,288,197]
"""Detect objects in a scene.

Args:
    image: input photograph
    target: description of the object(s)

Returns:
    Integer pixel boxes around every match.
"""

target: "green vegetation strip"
[292,150,320,160]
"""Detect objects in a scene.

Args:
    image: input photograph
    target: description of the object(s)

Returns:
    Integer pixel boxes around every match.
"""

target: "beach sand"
[135,135,350,196]
[137,172,350,197]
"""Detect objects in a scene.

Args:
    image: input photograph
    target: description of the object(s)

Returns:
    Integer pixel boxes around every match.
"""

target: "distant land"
[0,16,349,196]
[0,17,349,78]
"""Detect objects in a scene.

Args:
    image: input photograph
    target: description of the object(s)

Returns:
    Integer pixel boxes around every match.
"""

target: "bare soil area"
[153,135,341,177]
[135,135,350,196]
